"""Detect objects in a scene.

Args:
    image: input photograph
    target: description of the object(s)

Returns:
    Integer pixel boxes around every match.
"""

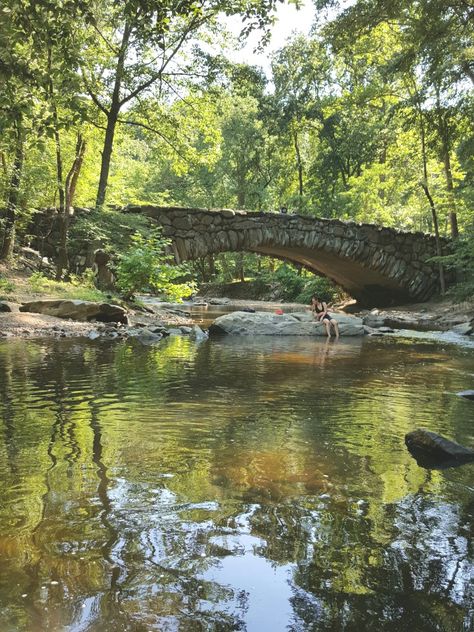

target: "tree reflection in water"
[0,336,472,631]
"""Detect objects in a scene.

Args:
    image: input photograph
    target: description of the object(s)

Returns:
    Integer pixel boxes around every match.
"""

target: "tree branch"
[81,68,110,116]
[117,117,189,161]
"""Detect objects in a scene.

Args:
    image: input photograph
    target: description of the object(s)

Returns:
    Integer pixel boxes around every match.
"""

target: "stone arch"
[124,205,450,306]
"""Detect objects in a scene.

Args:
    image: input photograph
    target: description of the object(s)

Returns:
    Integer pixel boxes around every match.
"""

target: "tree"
[0,0,90,262]
[81,0,283,209]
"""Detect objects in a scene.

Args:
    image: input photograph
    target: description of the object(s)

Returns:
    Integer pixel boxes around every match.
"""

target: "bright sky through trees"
[222,1,316,74]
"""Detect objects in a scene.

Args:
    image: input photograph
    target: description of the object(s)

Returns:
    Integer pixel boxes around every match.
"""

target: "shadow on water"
[0,335,472,631]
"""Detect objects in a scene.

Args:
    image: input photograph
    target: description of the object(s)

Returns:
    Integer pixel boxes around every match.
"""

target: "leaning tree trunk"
[65,134,86,210]
[56,133,87,278]
[0,123,24,261]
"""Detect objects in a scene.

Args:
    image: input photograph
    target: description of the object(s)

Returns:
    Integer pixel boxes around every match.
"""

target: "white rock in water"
[209,311,364,336]
[189,325,208,340]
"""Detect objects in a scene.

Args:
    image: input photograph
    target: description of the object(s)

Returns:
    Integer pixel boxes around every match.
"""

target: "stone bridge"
[125,205,447,306]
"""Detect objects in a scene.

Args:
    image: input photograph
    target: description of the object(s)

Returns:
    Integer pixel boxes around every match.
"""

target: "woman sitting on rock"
[311,295,340,338]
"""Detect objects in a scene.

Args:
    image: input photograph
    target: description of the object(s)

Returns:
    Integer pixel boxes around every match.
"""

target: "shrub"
[115,230,196,301]
[430,231,474,301]
[259,264,342,303]
[0,277,15,299]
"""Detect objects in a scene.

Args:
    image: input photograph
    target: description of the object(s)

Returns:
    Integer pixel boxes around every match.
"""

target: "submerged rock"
[405,429,474,469]
[20,299,128,324]
[209,311,364,336]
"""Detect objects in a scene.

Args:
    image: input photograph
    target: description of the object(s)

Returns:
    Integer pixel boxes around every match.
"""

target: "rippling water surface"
[0,335,473,632]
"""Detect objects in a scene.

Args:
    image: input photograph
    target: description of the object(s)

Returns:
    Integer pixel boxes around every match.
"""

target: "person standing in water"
[311,295,340,337]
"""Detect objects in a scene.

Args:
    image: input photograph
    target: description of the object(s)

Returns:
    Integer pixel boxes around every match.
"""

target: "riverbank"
[1,267,472,340]
[1,295,473,341]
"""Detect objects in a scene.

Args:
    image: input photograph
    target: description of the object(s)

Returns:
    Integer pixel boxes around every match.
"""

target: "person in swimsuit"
[311,295,340,337]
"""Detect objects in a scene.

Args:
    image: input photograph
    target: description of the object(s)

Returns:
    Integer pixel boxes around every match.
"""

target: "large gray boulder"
[20,299,128,324]
[209,310,364,336]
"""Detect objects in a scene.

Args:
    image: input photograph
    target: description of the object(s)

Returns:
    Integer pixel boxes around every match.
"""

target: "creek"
[0,334,472,631]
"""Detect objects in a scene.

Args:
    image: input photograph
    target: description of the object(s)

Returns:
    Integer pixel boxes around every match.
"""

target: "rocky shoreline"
[0,298,203,344]
[0,296,473,342]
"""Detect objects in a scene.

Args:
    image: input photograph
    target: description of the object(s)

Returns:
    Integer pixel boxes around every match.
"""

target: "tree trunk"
[66,133,86,210]
[235,253,245,283]
[441,148,459,239]
[1,152,7,179]
[47,49,68,280]
[95,107,119,209]
[293,129,304,198]
[461,61,474,85]
[95,22,131,209]
[53,128,67,279]
[55,133,87,279]
[0,124,23,261]
[417,100,445,294]
[435,93,459,239]
[207,254,216,279]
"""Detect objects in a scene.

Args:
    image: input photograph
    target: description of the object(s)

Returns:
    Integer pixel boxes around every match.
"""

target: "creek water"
[0,334,472,631]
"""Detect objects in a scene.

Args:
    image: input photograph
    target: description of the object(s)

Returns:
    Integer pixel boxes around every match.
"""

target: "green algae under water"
[0,335,472,632]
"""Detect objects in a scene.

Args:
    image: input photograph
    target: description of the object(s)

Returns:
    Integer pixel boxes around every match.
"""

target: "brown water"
[0,335,473,632]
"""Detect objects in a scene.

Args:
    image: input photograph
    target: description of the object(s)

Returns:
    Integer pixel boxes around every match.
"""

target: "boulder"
[451,322,473,336]
[189,325,208,341]
[208,297,230,305]
[209,311,364,336]
[405,429,474,469]
[129,328,163,346]
[0,301,20,313]
[362,311,437,331]
[362,313,386,328]
[20,299,128,324]
[457,390,474,400]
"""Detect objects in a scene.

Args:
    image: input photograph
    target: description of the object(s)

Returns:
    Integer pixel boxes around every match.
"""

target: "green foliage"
[70,209,153,254]
[115,230,196,300]
[28,271,109,301]
[431,233,474,301]
[259,263,342,303]
[295,276,342,305]
[0,276,15,299]
[1,0,473,300]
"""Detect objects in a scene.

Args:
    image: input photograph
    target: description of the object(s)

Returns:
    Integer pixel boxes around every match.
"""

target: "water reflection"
[0,336,472,631]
